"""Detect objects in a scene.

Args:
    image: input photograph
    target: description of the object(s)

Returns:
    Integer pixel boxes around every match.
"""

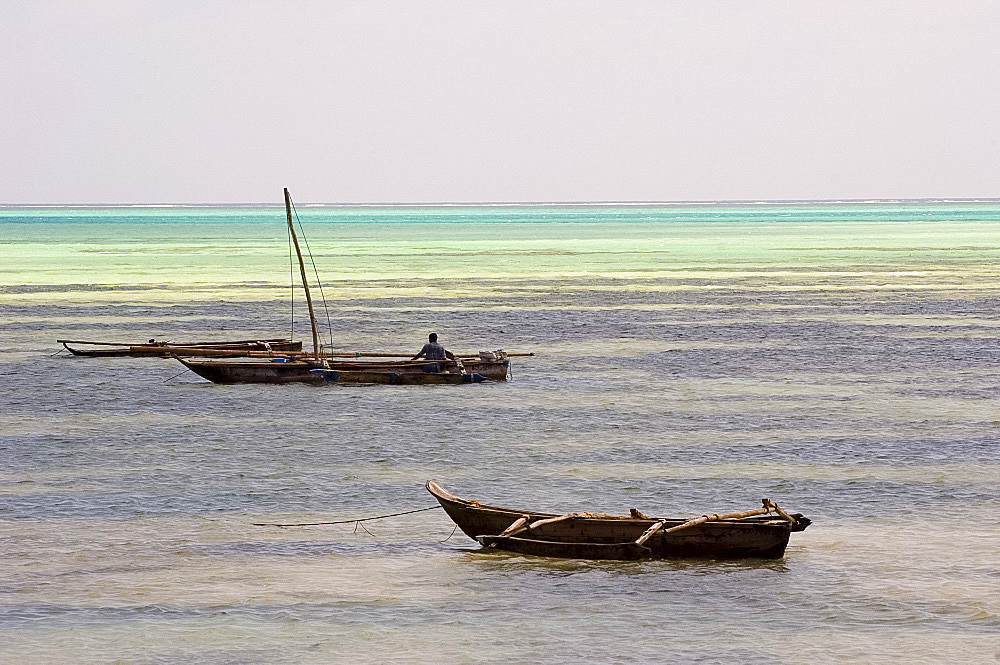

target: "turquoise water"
[1,201,999,663]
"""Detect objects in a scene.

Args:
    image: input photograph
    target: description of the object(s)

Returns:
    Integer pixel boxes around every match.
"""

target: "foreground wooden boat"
[58,338,301,358]
[426,480,810,560]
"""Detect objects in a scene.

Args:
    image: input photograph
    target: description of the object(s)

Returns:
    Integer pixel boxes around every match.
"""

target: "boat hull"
[179,359,495,385]
[179,359,323,384]
[426,480,808,560]
[476,536,652,560]
[312,369,487,384]
[178,358,507,385]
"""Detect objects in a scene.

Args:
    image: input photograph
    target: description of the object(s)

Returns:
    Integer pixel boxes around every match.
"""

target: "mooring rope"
[252,505,441,527]
[438,524,460,543]
[162,367,192,383]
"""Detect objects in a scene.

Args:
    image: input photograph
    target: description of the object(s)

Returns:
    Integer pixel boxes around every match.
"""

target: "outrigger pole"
[284,188,321,361]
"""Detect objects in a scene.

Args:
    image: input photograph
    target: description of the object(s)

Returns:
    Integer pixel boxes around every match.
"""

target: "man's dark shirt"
[415,342,447,361]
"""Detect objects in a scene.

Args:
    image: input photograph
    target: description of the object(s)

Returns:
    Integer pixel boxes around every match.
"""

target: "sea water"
[0,201,998,664]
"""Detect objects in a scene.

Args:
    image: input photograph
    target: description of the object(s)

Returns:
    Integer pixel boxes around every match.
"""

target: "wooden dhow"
[176,188,511,385]
[426,480,810,560]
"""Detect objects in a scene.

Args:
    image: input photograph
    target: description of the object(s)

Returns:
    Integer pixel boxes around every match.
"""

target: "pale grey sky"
[2,1,998,203]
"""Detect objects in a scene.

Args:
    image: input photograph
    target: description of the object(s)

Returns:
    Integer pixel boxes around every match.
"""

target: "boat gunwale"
[425,480,795,529]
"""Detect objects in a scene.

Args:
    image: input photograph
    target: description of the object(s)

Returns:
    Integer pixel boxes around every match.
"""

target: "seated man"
[411,333,459,372]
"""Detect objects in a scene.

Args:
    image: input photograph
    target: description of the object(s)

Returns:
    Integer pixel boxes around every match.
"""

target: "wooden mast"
[284,188,321,360]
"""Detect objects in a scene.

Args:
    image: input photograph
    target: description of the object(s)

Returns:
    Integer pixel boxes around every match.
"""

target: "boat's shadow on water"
[450,546,791,575]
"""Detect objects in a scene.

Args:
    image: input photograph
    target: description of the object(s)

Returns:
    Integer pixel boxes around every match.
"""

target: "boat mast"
[284,188,321,360]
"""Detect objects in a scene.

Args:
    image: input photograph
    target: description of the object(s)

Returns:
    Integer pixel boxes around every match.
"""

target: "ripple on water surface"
[2,205,999,663]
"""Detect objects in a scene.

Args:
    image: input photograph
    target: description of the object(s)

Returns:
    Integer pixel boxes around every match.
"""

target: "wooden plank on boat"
[660,501,778,536]
[498,515,531,537]
[634,520,665,546]
[499,513,578,538]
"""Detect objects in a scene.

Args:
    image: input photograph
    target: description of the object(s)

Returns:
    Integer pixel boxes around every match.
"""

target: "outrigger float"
[58,338,302,358]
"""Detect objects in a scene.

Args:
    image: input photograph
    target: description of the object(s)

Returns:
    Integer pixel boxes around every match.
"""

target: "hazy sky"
[2,1,999,203]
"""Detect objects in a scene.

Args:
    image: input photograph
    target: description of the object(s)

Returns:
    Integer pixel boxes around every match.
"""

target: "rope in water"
[438,524,460,543]
[252,505,442,527]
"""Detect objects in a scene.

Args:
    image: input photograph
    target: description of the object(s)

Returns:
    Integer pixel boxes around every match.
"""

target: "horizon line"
[3,197,1000,208]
